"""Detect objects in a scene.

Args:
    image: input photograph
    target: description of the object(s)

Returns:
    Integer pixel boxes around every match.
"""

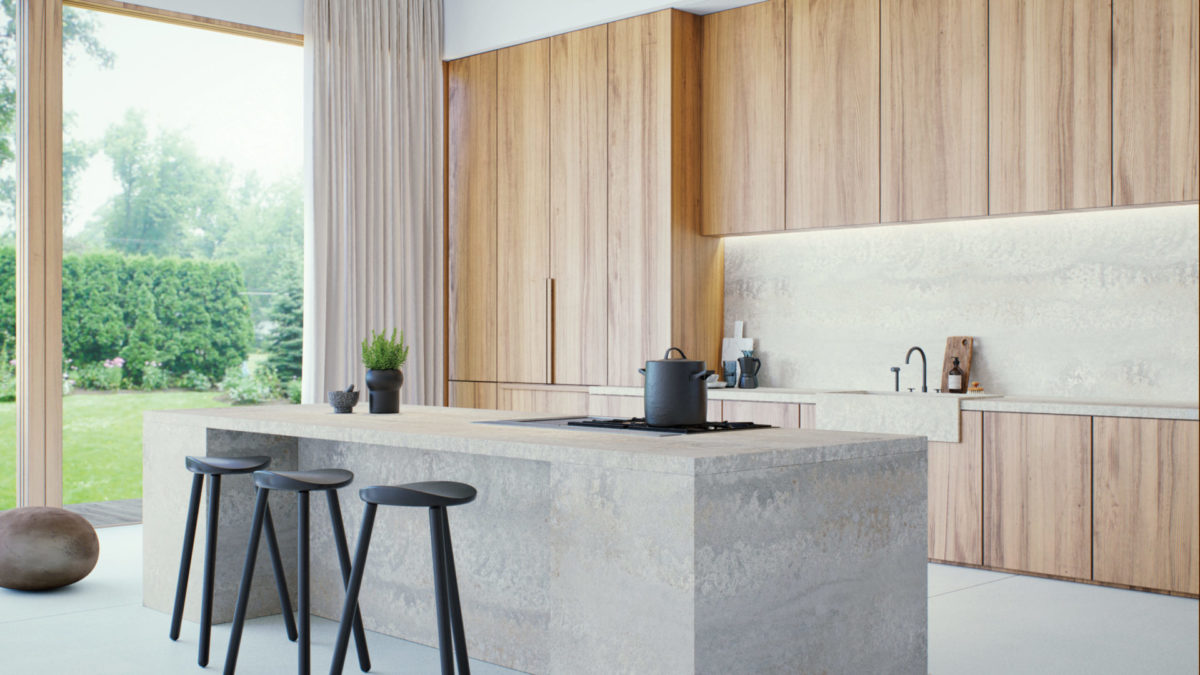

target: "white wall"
[444,0,760,58]
[723,204,1200,403]
[134,0,304,34]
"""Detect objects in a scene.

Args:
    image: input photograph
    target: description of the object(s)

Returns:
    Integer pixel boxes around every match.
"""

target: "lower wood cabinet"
[928,411,983,565]
[721,400,801,428]
[496,383,590,416]
[448,380,498,409]
[983,412,1092,579]
[1093,417,1199,595]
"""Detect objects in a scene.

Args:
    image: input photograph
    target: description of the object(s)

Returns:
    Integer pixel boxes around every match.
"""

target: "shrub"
[284,378,302,404]
[0,346,14,402]
[361,329,408,371]
[176,370,213,391]
[220,364,283,405]
[74,358,124,391]
[140,361,169,391]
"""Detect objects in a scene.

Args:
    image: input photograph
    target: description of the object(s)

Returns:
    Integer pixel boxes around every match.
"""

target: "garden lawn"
[0,390,231,510]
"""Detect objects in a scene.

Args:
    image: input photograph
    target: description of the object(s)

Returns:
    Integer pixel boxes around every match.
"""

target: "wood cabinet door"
[798,403,815,429]
[1113,0,1199,205]
[607,12,675,387]
[497,384,590,416]
[984,412,1092,579]
[721,401,800,428]
[447,381,498,410]
[588,394,647,418]
[701,0,785,235]
[929,411,983,565]
[1094,417,1199,594]
[786,0,879,230]
[989,0,1111,214]
[447,53,497,382]
[881,0,987,222]
[550,26,608,386]
[496,40,551,384]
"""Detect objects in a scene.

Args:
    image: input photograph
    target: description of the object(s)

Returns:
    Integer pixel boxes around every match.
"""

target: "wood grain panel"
[607,11,676,387]
[447,381,498,410]
[989,0,1111,214]
[550,26,608,386]
[588,394,647,418]
[929,412,983,564]
[787,0,880,229]
[799,403,816,429]
[1113,0,1200,204]
[983,412,1092,579]
[721,401,800,428]
[497,384,590,416]
[1094,417,1199,594]
[447,53,497,382]
[881,0,988,222]
[701,0,785,235]
[497,40,550,384]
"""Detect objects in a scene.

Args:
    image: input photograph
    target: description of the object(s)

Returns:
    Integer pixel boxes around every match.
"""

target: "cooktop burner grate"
[566,417,774,434]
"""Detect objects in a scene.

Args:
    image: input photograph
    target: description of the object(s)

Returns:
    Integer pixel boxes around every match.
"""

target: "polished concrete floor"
[0,525,1195,674]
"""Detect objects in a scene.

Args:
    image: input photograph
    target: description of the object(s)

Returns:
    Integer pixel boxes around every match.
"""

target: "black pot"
[638,348,714,427]
[365,369,403,414]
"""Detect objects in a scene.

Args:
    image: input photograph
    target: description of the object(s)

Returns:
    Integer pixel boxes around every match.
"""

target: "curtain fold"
[303,0,444,405]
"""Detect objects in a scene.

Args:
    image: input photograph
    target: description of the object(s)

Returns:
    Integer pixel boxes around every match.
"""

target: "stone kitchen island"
[143,404,927,674]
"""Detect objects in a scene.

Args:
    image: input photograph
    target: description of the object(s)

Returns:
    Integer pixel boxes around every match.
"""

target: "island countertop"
[144,403,922,476]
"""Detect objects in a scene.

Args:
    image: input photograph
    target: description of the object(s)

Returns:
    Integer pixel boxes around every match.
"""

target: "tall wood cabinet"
[989,0,1112,214]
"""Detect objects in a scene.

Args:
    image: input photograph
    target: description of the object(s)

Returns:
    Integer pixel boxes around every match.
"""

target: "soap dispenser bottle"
[947,357,965,394]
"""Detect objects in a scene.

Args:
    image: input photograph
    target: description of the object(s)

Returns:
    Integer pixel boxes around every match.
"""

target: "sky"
[62,7,304,235]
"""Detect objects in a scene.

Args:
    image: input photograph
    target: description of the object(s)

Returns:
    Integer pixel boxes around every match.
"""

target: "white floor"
[0,526,1196,674]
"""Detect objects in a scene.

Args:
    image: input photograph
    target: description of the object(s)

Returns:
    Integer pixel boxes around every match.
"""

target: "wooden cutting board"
[941,336,974,392]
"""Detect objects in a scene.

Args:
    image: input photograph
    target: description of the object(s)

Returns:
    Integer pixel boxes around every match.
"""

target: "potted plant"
[361,328,408,414]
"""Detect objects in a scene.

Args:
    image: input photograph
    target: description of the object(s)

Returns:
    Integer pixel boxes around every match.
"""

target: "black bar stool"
[224,469,371,675]
[170,455,297,667]
[330,481,478,675]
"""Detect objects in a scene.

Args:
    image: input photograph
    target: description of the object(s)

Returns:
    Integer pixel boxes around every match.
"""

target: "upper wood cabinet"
[1113,0,1200,205]
[929,411,983,565]
[989,0,1112,214]
[497,40,551,384]
[881,0,988,222]
[550,26,609,386]
[447,52,497,382]
[1093,417,1199,595]
[984,412,1092,579]
[607,11,723,386]
[700,0,785,236]
[787,0,880,230]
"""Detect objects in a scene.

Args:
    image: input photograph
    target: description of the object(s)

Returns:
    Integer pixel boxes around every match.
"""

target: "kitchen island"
[143,404,927,674]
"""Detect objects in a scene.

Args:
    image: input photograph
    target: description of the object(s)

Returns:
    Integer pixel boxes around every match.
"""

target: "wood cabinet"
[497,384,590,416]
[786,0,880,230]
[447,52,497,382]
[607,10,723,386]
[721,401,801,428]
[988,0,1111,214]
[929,411,983,565]
[1113,0,1200,205]
[700,0,785,235]
[983,412,1092,579]
[497,40,551,384]
[448,380,498,410]
[881,0,987,222]
[1093,417,1199,595]
[550,26,608,385]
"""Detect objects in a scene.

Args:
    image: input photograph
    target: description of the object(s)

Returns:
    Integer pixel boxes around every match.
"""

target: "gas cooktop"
[478,416,774,436]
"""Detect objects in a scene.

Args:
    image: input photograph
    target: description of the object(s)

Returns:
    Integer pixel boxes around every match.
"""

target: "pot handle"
[663,347,688,360]
[691,369,716,381]
[638,368,646,376]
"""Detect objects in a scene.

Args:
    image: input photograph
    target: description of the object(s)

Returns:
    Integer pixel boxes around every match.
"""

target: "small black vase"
[365,369,403,414]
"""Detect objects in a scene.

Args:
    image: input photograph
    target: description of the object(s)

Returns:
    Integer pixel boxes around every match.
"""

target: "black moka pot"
[638,348,714,427]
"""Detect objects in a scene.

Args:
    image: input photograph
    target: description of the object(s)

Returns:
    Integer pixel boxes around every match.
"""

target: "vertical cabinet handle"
[546,278,555,384]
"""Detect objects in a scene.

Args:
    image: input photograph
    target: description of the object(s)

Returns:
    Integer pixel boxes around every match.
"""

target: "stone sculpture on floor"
[0,507,100,591]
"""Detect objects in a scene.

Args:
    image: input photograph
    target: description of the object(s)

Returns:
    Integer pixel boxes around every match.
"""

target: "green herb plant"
[361,329,409,371]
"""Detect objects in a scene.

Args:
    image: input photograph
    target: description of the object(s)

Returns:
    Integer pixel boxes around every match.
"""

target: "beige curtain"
[303,0,444,405]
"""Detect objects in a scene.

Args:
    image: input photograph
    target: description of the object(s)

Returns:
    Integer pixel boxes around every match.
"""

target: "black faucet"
[890,366,901,392]
[905,347,927,393]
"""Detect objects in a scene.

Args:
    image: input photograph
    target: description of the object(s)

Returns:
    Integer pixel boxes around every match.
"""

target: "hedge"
[0,247,253,385]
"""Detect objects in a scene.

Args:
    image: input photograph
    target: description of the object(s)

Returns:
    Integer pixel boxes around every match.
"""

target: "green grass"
[0,390,232,510]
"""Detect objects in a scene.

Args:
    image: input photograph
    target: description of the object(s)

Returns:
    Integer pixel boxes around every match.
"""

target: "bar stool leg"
[439,510,471,675]
[198,473,222,666]
[264,503,299,641]
[223,487,270,675]
[298,491,311,675]
[169,473,204,641]
[330,503,377,675]
[326,491,372,672]
[429,506,454,675]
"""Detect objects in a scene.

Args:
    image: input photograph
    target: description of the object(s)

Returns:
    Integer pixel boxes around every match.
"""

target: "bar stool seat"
[254,468,355,492]
[359,481,477,508]
[171,455,296,668]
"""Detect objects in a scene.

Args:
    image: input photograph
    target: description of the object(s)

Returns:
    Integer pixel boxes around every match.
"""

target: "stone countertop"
[145,404,922,477]
[588,386,1199,420]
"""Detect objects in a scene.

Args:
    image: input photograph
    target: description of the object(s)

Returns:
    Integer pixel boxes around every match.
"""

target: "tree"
[265,266,302,381]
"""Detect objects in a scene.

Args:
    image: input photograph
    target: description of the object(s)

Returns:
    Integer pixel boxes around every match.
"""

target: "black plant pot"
[365,369,403,414]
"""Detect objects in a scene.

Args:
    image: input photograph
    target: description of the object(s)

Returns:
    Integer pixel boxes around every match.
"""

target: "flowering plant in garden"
[103,357,126,369]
